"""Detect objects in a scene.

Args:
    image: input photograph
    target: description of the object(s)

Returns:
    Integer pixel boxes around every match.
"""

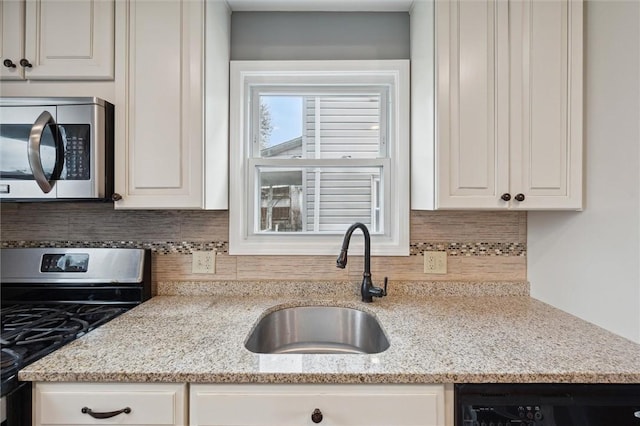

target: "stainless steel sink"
[245,306,390,354]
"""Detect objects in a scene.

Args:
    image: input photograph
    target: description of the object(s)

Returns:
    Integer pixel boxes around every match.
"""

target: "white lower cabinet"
[34,382,450,426]
[190,384,447,426]
[33,382,187,426]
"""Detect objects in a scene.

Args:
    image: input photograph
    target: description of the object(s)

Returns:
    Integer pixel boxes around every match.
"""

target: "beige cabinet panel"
[115,0,203,209]
[436,0,509,209]
[114,0,230,209]
[0,0,25,79]
[509,0,583,210]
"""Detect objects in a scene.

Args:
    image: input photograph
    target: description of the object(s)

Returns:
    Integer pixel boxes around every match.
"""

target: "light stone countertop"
[18,281,640,384]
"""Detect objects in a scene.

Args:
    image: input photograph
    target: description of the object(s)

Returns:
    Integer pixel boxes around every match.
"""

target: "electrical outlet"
[424,251,447,274]
[192,250,216,274]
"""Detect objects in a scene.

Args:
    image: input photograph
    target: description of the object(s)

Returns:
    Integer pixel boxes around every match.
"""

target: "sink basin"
[245,306,390,354]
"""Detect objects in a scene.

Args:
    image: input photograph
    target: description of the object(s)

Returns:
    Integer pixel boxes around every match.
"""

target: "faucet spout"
[336,222,387,303]
[336,249,348,269]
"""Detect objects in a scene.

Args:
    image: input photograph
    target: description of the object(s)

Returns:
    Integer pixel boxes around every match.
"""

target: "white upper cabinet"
[508,0,583,210]
[421,0,583,210]
[0,0,114,80]
[113,0,230,209]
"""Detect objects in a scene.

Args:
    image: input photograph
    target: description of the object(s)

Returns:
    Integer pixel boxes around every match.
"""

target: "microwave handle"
[28,111,64,194]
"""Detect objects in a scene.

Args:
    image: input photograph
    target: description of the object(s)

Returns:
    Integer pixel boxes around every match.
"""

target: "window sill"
[228,233,409,256]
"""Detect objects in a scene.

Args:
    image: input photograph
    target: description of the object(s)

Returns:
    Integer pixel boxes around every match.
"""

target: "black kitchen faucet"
[336,222,388,303]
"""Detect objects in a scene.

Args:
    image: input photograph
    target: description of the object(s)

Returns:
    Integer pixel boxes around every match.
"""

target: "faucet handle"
[383,277,388,296]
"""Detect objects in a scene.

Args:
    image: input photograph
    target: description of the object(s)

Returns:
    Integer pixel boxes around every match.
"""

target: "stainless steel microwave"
[0,97,114,201]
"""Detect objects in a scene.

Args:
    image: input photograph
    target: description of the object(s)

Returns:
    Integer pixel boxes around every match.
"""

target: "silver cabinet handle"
[634,410,640,418]
[28,111,63,193]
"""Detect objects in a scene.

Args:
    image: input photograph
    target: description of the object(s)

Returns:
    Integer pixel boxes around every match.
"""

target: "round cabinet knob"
[19,58,33,68]
[311,408,323,423]
[514,193,526,202]
[3,59,16,68]
[111,193,123,202]
[500,193,511,201]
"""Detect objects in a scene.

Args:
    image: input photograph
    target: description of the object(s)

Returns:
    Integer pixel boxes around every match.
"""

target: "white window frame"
[229,60,409,255]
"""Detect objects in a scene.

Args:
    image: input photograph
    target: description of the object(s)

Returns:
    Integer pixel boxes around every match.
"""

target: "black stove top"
[0,247,152,403]
[0,303,128,395]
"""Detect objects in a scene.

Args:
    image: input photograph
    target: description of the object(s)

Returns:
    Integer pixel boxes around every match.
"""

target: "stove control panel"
[41,253,89,273]
[2,248,146,283]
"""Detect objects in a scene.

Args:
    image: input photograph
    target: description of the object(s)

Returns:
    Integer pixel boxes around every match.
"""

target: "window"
[230,61,409,255]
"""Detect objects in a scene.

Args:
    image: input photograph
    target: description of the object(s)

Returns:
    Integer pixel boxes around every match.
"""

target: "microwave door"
[0,106,59,199]
[28,111,65,193]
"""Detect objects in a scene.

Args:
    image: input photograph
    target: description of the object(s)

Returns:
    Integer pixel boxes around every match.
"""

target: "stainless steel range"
[0,248,151,426]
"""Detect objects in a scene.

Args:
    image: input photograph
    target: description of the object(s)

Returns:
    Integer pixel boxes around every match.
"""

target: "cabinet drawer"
[191,384,445,426]
[35,383,187,426]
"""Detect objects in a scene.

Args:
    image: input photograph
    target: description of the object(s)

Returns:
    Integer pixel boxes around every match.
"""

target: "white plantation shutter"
[305,96,382,159]
[304,94,383,232]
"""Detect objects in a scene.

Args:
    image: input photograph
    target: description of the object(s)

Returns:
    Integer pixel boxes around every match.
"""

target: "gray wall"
[528,1,640,343]
[230,12,410,60]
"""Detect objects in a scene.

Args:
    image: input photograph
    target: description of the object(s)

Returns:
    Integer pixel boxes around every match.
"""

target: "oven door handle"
[82,406,132,419]
[27,110,64,194]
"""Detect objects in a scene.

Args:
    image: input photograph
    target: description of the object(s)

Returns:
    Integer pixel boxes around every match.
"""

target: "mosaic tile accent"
[410,242,526,257]
[0,241,229,255]
[1,241,525,257]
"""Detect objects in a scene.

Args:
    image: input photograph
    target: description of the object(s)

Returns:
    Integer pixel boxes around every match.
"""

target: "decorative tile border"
[0,241,229,255]
[1,241,525,257]
[410,242,526,257]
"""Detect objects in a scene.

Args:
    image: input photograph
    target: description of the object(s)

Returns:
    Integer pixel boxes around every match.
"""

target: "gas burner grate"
[0,303,129,386]
[1,347,22,370]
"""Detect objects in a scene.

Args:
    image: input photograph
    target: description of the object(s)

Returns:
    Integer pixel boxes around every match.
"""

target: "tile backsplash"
[1,203,526,293]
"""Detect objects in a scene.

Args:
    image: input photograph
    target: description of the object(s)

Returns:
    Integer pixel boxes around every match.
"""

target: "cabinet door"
[114,0,204,209]
[23,0,114,80]
[509,0,583,210]
[0,0,25,80]
[190,384,446,426]
[34,382,188,426]
[436,0,510,209]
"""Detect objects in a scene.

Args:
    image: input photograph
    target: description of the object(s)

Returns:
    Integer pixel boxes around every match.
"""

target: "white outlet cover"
[192,251,216,274]
[423,251,447,274]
